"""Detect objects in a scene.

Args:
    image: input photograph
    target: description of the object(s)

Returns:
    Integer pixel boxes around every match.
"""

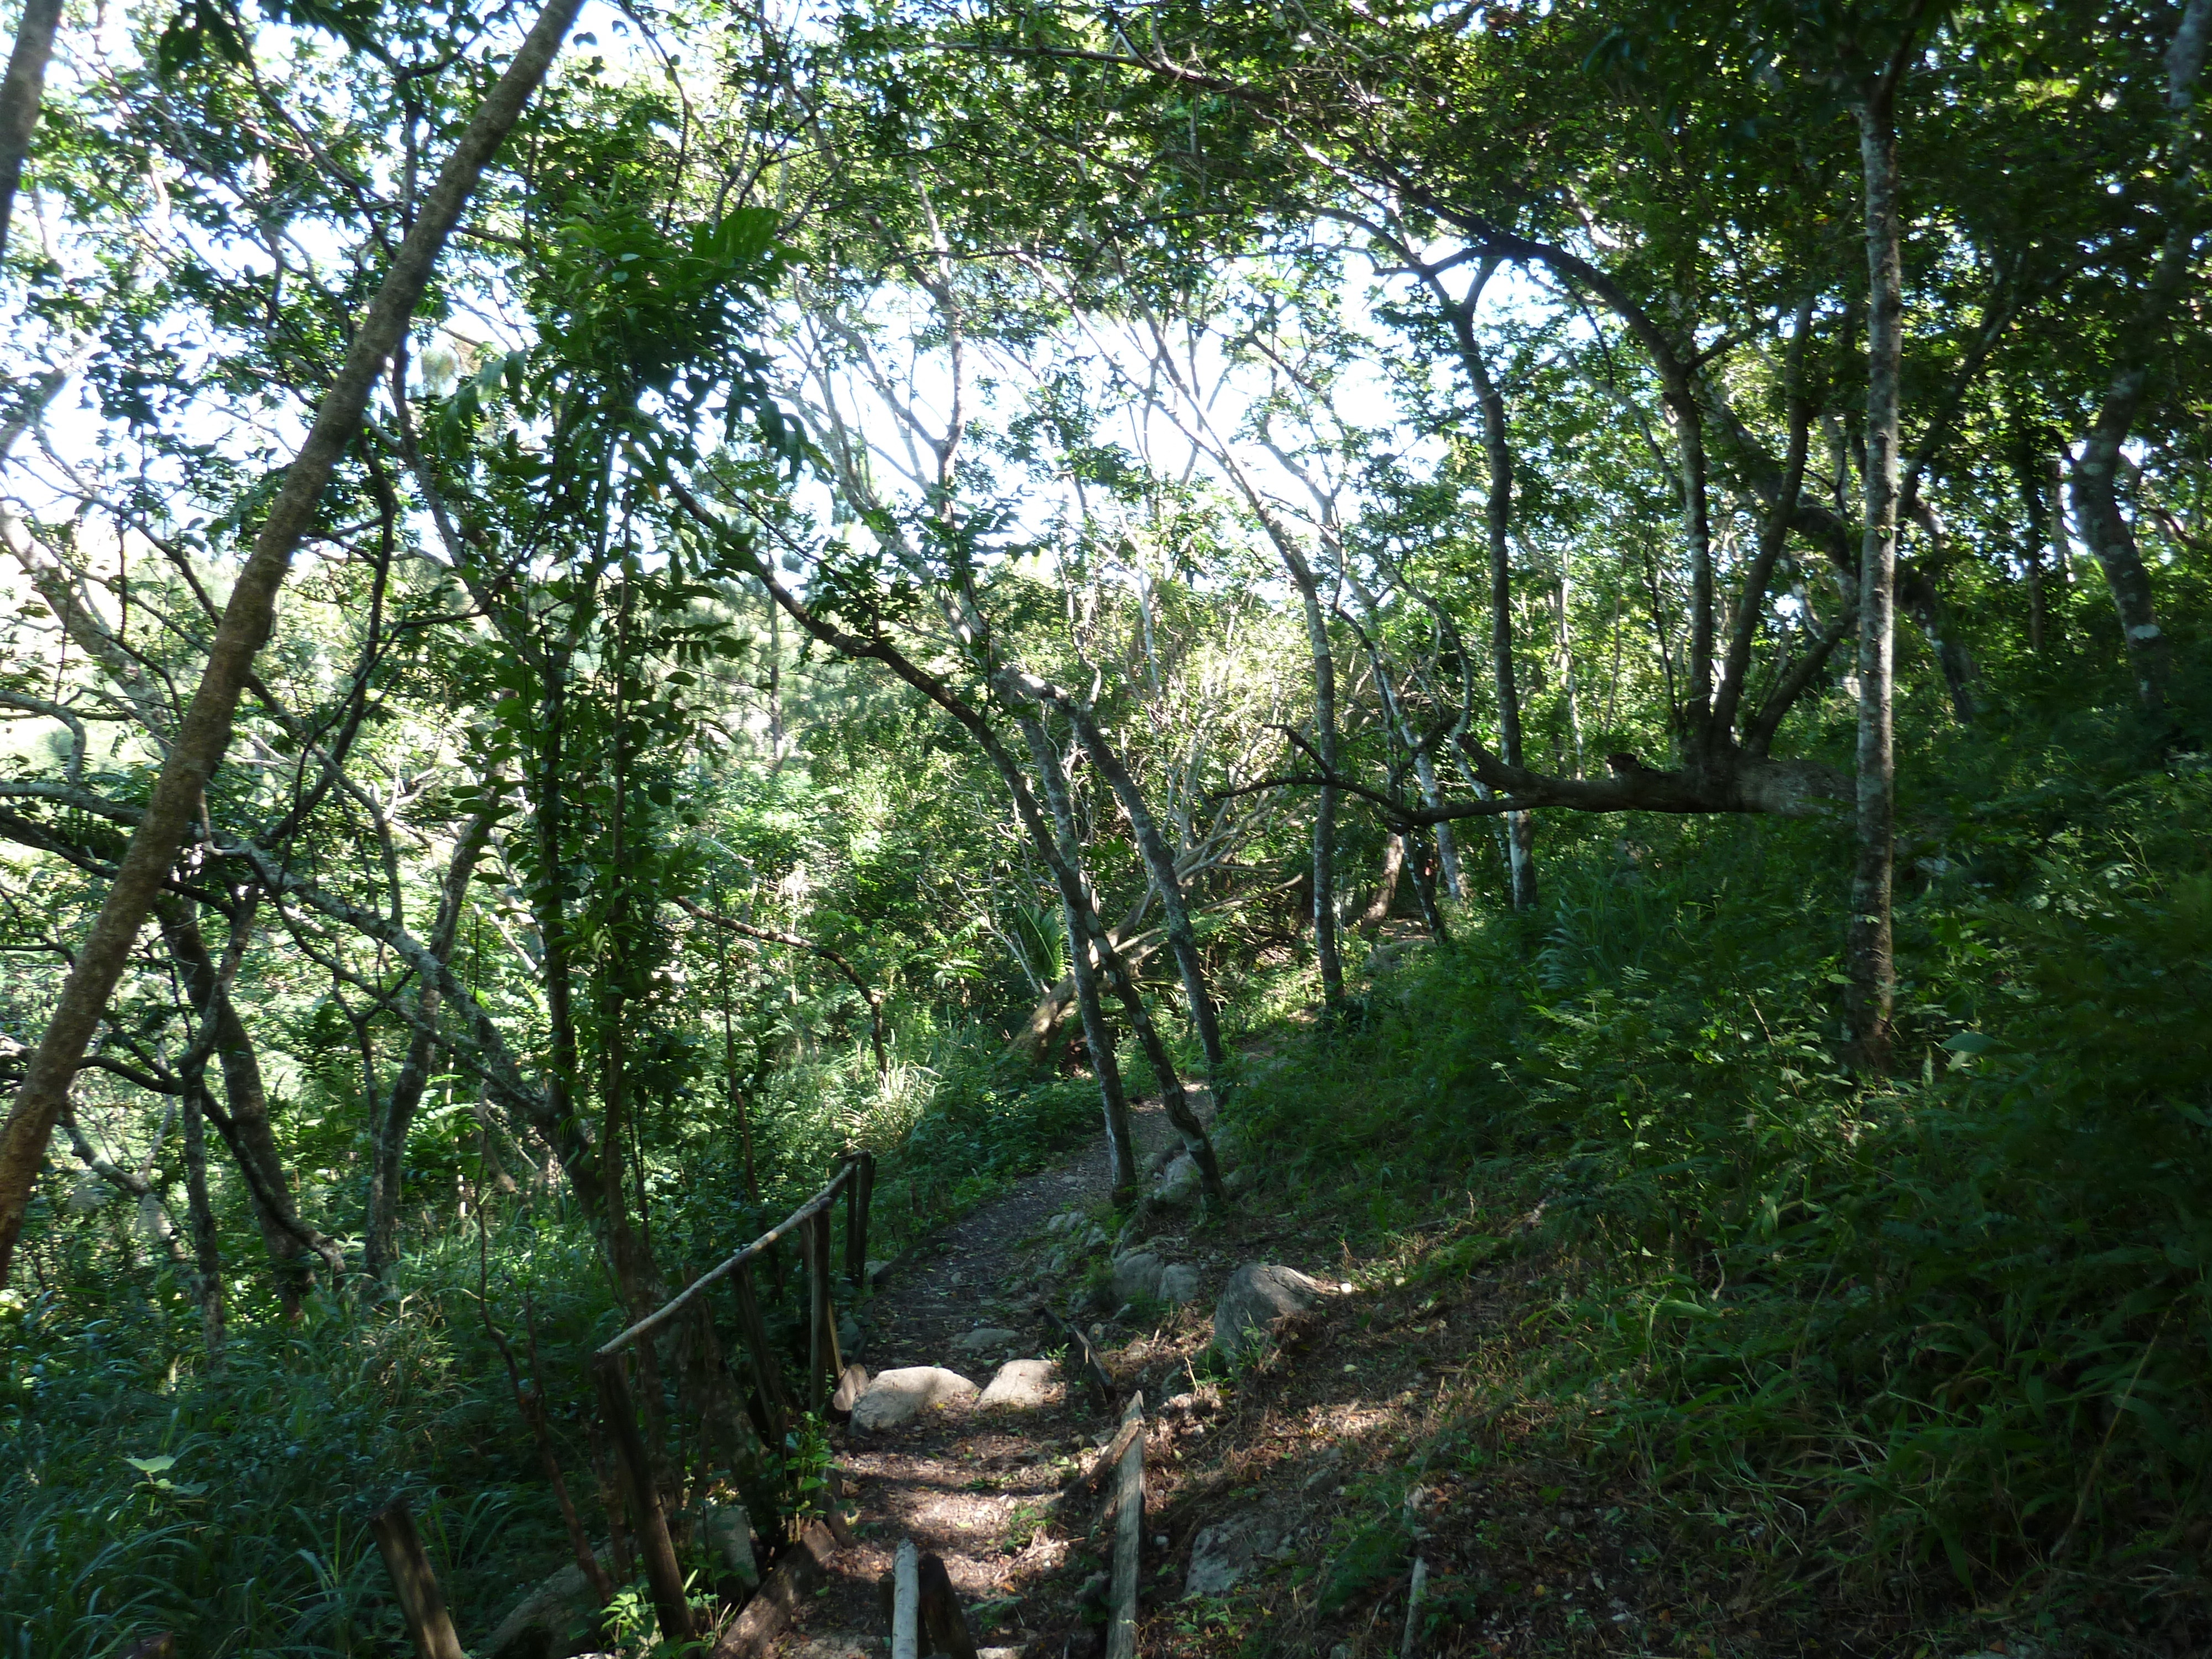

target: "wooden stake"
[809,1209,842,1413]
[1401,1555,1429,1657]
[730,1260,790,1448]
[1105,1391,1144,1659]
[591,1352,695,1644]
[890,1538,920,1659]
[846,1150,873,1282]
[369,1499,466,1659]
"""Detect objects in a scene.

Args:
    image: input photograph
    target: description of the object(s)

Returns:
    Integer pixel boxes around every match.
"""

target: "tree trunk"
[1848,88,1907,1072]
[0,0,61,260]
[1283,560,1346,1002]
[180,1083,224,1363]
[1358,832,1405,931]
[1057,698,1228,1095]
[156,897,339,1306]
[1413,753,1465,901]
[1465,320,1538,911]
[1015,715,1138,1203]
[0,0,586,1287]
[366,808,495,1281]
[2067,0,2208,711]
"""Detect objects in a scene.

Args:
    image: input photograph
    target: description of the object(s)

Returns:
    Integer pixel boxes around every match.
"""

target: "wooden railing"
[591,1150,877,1645]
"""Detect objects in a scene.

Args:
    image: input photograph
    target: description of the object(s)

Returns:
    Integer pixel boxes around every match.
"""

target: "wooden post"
[845,1151,873,1284]
[1105,1391,1144,1659]
[808,1208,843,1413]
[1401,1555,1429,1657]
[730,1259,790,1447]
[369,1499,467,1659]
[919,1551,981,1659]
[592,1352,696,1644]
[891,1537,920,1659]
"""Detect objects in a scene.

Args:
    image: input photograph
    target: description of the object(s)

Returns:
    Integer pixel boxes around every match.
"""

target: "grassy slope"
[1133,759,2211,1657]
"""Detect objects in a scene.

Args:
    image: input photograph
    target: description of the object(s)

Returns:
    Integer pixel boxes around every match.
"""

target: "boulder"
[1112,1251,1165,1302]
[1158,1264,1201,1307]
[979,1358,1060,1409]
[830,1362,870,1416]
[484,1558,605,1658]
[1185,1514,1281,1596]
[696,1498,758,1585]
[1211,1121,1246,1166]
[951,1325,1021,1358]
[837,1312,864,1355]
[1155,1155,1201,1207]
[1212,1264,1327,1358]
[849,1366,978,1431]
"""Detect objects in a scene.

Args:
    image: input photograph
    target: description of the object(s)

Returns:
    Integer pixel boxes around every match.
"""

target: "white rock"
[1158,1264,1201,1306]
[1186,1515,1280,1595]
[979,1358,1060,1409]
[951,1326,1021,1357]
[849,1366,978,1431]
[1212,1264,1327,1358]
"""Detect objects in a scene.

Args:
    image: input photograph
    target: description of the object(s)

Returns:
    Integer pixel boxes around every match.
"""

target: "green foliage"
[1232,760,2212,1618]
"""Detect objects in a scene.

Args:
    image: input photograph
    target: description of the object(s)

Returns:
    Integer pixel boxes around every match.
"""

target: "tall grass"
[1231,765,2212,1630]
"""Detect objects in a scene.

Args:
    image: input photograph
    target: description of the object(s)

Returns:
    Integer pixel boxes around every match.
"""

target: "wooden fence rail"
[591,1149,876,1645]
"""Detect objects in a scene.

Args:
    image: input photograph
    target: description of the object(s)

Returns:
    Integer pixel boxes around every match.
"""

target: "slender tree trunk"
[1056,697,1227,1092]
[157,896,339,1305]
[0,0,586,1287]
[2014,429,2049,653]
[2069,0,2208,712]
[1465,327,1538,910]
[1015,716,1138,1203]
[1848,88,1907,1072]
[1283,561,1345,1001]
[1414,753,1465,901]
[366,808,494,1281]
[1359,832,1405,931]
[1027,715,1221,1200]
[1406,826,1450,945]
[180,1081,225,1363]
[0,0,61,261]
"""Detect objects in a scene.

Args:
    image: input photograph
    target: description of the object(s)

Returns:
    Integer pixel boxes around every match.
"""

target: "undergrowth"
[1230,762,2212,1647]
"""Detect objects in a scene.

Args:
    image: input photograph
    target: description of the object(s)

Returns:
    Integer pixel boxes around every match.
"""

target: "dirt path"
[763,1099,1197,1658]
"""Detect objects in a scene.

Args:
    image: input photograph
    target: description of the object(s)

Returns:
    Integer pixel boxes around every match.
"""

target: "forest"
[0,0,2207,1651]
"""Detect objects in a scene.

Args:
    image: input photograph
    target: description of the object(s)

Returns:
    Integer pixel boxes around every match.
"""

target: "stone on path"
[1158,1262,1201,1306]
[1186,1512,1281,1595]
[1212,1262,1327,1358]
[951,1324,1021,1358]
[849,1365,978,1431]
[979,1358,1060,1409]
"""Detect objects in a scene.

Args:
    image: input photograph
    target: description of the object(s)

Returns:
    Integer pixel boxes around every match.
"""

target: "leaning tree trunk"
[1014,716,1139,1201]
[0,0,586,1287]
[2068,0,2208,712]
[1847,84,1907,1073]
[157,896,342,1306]
[0,0,61,260]
[1056,697,1228,1091]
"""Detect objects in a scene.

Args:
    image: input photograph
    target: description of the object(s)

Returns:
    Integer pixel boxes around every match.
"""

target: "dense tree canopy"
[0,0,2206,1650]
